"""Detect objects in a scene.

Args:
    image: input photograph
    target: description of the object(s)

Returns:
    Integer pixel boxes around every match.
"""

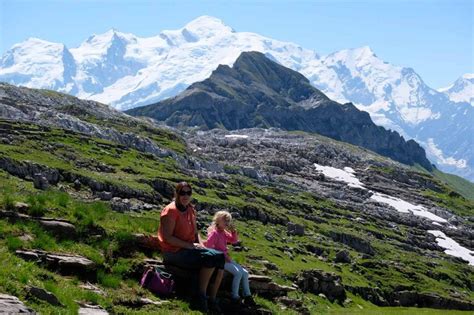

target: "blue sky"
[0,0,472,88]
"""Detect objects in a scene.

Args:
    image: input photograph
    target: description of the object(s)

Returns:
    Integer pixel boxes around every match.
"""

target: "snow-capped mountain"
[438,73,474,106]
[0,16,472,181]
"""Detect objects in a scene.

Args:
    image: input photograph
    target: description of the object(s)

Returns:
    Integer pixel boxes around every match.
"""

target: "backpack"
[140,266,175,296]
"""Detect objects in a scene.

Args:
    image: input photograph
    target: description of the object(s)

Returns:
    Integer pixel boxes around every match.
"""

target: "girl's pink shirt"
[204,228,239,262]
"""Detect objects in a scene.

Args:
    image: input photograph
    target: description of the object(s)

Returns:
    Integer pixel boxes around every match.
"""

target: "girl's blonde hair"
[207,210,232,234]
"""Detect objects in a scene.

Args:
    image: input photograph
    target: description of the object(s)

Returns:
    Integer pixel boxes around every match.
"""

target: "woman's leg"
[208,268,224,300]
[199,267,215,296]
[225,261,243,299]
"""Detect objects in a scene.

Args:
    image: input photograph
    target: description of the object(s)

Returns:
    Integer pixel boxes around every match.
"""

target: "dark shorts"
[163,248,225,270]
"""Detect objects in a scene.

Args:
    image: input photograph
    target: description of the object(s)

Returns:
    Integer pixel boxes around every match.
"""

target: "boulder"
[14,201,30,212]
[15,249,96,279]
[78,303,109,315]
[150,179,175,199]
[0,211,77,238]
[110,197,132,212]
[329,231,375,255]
[38,219,77,238]
[248,276,295,298]
[287,222,304,236]
[26,286,62,306]
[294,269,346,303]
[0,293,35,314]
[33,173,49,190]
[335,250,351,263]
[96,191,113,201]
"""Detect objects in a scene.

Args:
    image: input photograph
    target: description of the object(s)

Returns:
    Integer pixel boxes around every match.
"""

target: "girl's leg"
[224,261,242,299]
[234,262,251,296]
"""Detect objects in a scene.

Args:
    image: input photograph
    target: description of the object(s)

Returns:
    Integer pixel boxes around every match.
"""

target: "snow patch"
[313,163,365,189]
[428,230,474,266]
[225,134,248,139]
[314,163,448,223]
[370,192,447,223]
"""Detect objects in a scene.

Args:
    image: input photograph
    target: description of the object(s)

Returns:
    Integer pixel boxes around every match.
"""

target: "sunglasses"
[178,190,192,196]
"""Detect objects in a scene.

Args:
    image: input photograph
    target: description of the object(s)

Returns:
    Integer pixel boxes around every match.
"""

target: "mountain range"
[0,16,472,181]
[126,51,432,170]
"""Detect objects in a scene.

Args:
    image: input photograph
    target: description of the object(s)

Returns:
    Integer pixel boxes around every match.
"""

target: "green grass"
[0,118,473,313]
[431,169,474,201]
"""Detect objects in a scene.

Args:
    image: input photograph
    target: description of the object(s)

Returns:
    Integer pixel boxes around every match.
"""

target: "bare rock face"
[294,269,346,303]
[0,293,35,314]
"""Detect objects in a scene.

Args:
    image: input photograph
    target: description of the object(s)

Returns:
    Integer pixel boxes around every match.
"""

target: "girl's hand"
[227,222,236,232]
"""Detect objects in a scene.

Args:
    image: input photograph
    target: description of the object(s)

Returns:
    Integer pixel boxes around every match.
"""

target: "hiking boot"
[229,296,242,308]
[208,298,222,314]
[242,295,257,307]
[192,294,208,312]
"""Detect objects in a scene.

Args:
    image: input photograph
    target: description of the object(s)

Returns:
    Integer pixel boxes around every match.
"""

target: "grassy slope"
[431,169,474,201]
[0,119,473,314]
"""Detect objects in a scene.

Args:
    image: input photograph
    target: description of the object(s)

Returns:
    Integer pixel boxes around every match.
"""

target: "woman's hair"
[174,181,192,209]
[207,210,232,234]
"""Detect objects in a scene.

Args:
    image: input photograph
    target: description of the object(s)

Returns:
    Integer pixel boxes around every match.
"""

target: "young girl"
[205,211,256,306]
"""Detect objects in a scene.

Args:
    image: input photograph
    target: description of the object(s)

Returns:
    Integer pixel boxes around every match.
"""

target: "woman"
[158,181,225,312]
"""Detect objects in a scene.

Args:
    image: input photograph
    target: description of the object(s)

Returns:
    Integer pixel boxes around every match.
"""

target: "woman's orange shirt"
[158,202,196,252]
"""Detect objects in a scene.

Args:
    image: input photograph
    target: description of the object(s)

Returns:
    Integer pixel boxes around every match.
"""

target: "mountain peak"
[183,15,234,38]
[348,45,377,60]
[231,51,312,89]
[85,28,134,44]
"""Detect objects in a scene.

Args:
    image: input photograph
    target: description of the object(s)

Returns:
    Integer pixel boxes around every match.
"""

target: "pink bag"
[140,266,175,296]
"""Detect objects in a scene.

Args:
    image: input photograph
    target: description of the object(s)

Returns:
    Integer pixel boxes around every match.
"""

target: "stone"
[78,303,109,315]
[216,191,228,200]
[0,293,35,314]
[294,269,346,303]
[97,191,113,201]
[79,283,106,296]
[287,222,305,236]
[264,232,274,242]
[329,231,375,255]
[150,179,175,199]
[131,233,160,251]
[26,286,62,306]
[38,219,77,238]
[248,275,272,283]
[111,197,132,212]
[33,173,49,190]
[335,250,351,263]
[14,201,30,212]
[263,261,279,271]
[73,179,82,190]
[249,279,295,298]
[16,249,96,279]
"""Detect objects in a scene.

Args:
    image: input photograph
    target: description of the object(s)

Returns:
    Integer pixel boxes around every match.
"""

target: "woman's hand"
[191,242,206,249]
